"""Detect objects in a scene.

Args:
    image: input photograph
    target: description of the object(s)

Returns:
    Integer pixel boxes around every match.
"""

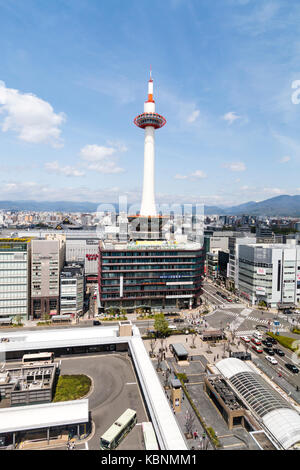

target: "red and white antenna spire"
[148,65,154,102]
[134,69,166,217]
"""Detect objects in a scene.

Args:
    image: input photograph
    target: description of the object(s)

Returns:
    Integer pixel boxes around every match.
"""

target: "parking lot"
[58,353,148,450]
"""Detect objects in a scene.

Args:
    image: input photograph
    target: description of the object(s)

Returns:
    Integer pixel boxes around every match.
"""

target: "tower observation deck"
[134,70,166,217]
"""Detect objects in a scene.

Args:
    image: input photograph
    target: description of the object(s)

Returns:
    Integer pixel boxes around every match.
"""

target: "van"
[253,331,263,340]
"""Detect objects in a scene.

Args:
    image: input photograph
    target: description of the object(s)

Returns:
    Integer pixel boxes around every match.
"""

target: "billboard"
[257,268,266,275]
[256,286,266,295]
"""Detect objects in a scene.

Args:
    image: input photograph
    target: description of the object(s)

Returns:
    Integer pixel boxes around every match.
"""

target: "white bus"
[141,422,159,450]
[100,409,137,450]
[22,352,54,365]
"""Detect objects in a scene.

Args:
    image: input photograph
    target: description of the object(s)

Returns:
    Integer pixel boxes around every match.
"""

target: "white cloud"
[280,155,291,163]
[187,109,200,123]
[0,81,65,147]
[223,161,246,172]
[45,161,85,177]
[174,170,207,180]
[174,174,188,180]
[263,187,286,195]
[80,144,125,174]
[222,111,240,125]
[191,170,207,179]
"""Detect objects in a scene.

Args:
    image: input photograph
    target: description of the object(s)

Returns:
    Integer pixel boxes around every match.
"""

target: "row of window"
[102,264,199,271]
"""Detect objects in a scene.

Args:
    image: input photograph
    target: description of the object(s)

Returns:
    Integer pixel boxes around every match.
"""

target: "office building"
[66,239,99,283]
[31,239,65,319]
[238,243,300,307]
[0,238,31,321]
[60,263,84,317]
[98,240,204,312]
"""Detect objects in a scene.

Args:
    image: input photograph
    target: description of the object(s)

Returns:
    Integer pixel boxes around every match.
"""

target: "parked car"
[263,347,274,356]
[267,337,277,345]
[251,344,263,353]
[262,339,273,347]
[251,337,261,346]
[240,336,250,343]
[273,348,285,357]
[226,298,233,302]
[168,325,177,331]
[285,363,299,374]
[174,318,184,323]
[93,320,101,326]
[266,355,278,365]
[283,309,293,315]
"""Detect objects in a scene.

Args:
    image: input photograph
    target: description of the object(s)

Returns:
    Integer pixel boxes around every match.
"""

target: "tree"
[191,333,197,349]
[150,338,157,356]
[154,314,169,337]
[120,308,127,318]
[184,410,195,438]
[15,315,22,325]
[164,368,171,388]
[156,350,164,371]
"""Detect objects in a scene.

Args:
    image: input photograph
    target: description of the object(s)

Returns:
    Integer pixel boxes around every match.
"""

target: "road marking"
[126,382,137,385]
[85,442,89,450]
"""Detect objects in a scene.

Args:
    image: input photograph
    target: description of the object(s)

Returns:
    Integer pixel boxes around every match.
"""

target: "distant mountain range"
[204,195,300,217]
[0,195,300,217]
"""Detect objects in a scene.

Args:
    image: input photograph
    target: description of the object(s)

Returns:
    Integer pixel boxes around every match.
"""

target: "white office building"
[238,243,300,308]
[60,263,84,317]
[0,238,31,321]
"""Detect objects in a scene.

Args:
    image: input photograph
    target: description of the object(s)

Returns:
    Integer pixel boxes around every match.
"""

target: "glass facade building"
[98,241,204,311]
[0,238,31,321]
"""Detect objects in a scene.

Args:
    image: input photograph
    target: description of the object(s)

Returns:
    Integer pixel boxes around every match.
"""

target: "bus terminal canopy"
[0,399,89,434]
[202,330,224,341]
[170,343,188,360]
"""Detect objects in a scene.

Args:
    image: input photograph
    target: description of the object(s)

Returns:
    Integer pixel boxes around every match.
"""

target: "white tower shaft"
[135,72,165,217]
[140,79,157,217]
[141,125,156,216]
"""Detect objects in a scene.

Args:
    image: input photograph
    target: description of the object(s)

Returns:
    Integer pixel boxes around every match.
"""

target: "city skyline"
[1,0,300,206]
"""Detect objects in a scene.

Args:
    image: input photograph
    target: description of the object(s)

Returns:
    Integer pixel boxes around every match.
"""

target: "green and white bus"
[100,409,137,450]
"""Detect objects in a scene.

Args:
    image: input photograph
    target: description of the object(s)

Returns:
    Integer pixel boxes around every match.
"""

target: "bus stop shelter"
[202,330,225,342]
[170,343,188,361]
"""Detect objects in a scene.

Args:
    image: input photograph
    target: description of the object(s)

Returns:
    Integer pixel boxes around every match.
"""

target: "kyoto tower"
[134,69,166,217]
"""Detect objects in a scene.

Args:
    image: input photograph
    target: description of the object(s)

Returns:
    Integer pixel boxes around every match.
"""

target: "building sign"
[120,276,124,298]
[166,294,193,299]
[256,286,266,295]
[160,275,190,279]
[257,268,266,275]
[166,281,193,286]
[86,254,99,261]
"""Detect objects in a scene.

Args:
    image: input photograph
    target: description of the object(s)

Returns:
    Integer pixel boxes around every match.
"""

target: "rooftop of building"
[0,364,57,394]
[215,358,300,450]
[61,262,84,277]
[100,239,203,251]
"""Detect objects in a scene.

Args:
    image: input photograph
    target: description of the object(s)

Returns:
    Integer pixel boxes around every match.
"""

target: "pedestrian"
[186,337,188,343]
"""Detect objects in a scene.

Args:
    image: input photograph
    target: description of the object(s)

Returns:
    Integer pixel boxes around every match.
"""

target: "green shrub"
[53,375,91,402]
[267,332,300,355]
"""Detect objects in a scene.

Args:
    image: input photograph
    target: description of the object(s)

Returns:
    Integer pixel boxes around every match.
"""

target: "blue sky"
[1,0,300,207]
